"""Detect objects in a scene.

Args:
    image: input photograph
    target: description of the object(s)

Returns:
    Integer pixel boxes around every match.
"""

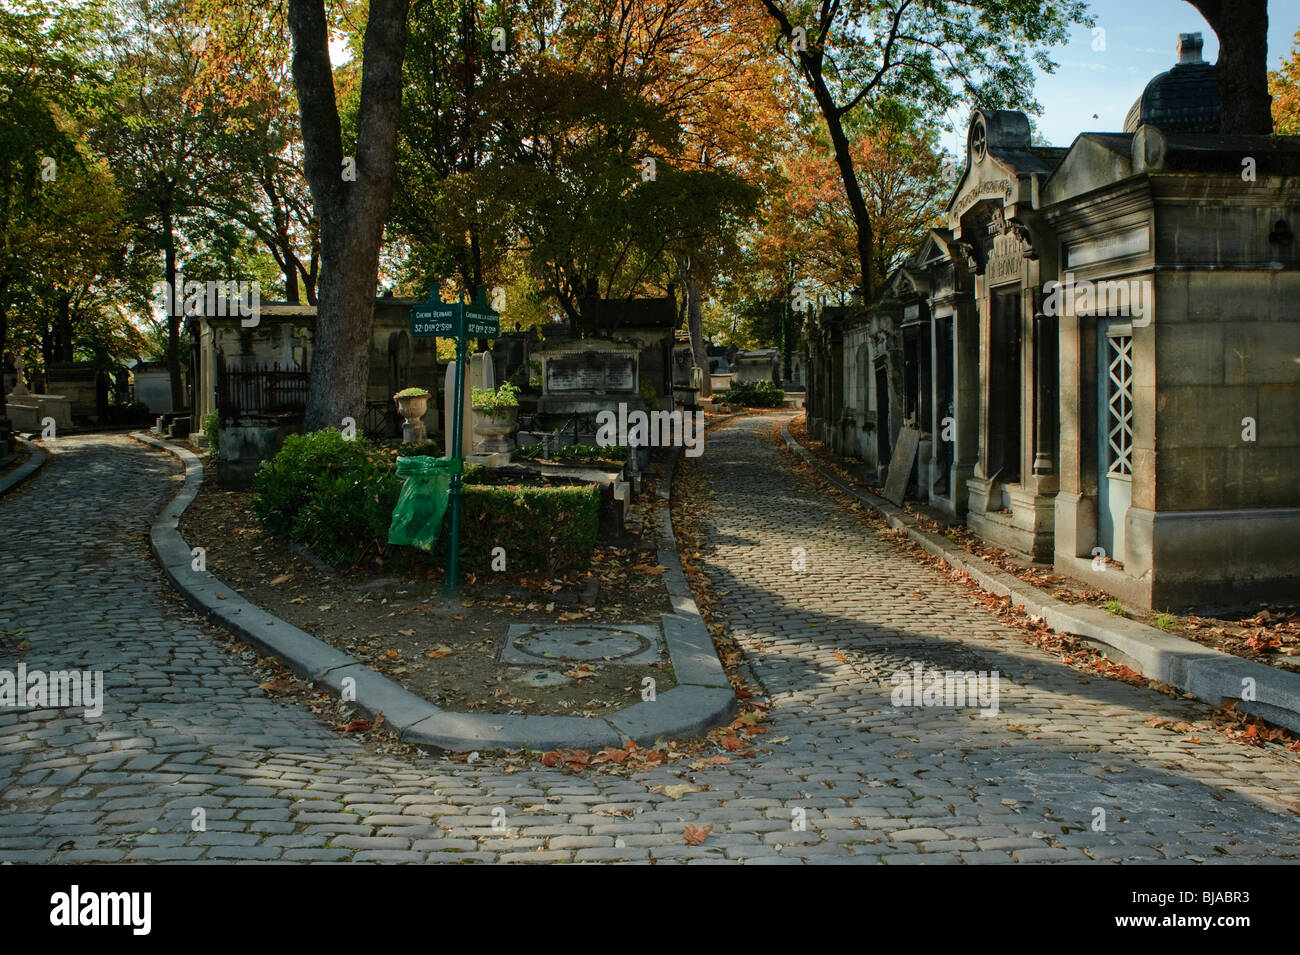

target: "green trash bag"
[387,456,457,552]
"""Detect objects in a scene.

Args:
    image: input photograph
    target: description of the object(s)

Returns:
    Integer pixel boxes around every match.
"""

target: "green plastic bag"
[387,456,457,552]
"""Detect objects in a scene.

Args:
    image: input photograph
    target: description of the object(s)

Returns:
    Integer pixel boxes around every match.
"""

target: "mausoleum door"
[987,287,1021,487]
[874,355,890,467]
[1097,320,1134,564]
[934,316,954,498]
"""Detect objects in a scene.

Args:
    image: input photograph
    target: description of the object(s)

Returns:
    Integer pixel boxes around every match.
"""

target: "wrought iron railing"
[216,362,310,417]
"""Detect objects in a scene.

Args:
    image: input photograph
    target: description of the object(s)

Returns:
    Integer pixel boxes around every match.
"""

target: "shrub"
[721,379,785,408]
[639,375,659,408]
[252,428,598,572]
[470,381,519,417]
[517,443,627,465]
[252,429,376,539]
[452,484,599,574]
[201,411,221,458]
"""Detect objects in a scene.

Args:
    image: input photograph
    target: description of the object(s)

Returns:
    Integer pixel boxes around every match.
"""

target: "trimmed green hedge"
[721,379,785,408]
[455,484,599,574]
[251,428,599,573]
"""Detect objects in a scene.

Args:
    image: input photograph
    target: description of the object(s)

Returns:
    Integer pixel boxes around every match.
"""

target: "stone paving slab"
[780,420,1300,734]
[0,428,1297,864]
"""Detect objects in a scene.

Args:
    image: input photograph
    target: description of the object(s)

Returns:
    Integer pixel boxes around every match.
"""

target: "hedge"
[251,428,599,573]
[720,379,785,408]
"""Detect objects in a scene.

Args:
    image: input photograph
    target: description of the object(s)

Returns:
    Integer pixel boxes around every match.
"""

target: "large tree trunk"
[1186,0,1273,134]
[289,0,410,432]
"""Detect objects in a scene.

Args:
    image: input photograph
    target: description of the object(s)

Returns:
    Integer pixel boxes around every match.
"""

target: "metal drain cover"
[498,624,663,665]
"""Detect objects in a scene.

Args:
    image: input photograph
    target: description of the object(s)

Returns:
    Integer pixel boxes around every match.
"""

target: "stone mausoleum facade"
[804,34,1299,611]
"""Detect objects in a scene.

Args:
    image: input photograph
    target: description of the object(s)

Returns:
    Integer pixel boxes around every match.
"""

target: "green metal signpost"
[410,284,499,596]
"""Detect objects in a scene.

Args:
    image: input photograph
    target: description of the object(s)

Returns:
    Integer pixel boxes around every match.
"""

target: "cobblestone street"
[2,423,1298,863]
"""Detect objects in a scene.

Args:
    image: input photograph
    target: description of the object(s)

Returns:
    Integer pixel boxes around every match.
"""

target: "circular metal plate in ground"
[513,626,649,662]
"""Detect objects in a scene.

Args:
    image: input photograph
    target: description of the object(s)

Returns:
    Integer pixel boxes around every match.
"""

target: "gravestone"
[883,426,921,505]
[534,340,642,424]
[217,426,282,488]
[444,351,494,459]
[6,355,73,432]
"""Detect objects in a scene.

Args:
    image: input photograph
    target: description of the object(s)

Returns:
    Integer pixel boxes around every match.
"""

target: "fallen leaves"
[651,783,699,800]
[683,823,712,846]
[426,644,454,659]
[1244,631,1283,652]
[540,748,591,770]
[258,675,293,695]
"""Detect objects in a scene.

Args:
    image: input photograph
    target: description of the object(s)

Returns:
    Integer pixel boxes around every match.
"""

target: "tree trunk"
[816,90,875,304]
[0,277,8,421]
[676,255,710,398]
[1186,0,1273,134]
[162,205,184,410]
[759,1,876,305]
[289,0,410,432]
[281,232,301,304]
[55,293,74,362]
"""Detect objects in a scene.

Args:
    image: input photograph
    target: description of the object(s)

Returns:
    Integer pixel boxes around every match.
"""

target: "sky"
[943,0,1300,155]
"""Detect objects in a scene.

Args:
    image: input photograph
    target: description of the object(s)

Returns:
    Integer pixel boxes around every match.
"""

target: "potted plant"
[393,387,431,442]
[471,382,520,454]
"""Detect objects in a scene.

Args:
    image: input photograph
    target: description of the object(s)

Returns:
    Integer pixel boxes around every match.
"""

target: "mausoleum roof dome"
[1123,32,1220,134]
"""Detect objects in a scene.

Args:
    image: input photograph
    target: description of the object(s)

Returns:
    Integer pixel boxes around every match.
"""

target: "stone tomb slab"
[498,623,664,666]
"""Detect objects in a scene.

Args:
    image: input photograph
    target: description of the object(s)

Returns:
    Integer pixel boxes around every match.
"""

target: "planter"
[394,391,430,443]
[472,405,518,455]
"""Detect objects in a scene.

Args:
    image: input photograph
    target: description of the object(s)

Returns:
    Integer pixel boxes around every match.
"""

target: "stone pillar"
[951,297,979,516]
[1033,312,1056,476]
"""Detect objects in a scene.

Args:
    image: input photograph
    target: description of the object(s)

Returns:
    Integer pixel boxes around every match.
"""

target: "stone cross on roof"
[9,355,28,397]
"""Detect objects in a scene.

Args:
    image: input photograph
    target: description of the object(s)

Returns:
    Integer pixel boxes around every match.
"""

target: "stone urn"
[394,389,430,443]
[472,405,518,455]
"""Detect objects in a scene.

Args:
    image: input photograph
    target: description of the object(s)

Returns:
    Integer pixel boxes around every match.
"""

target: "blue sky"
[943,0,1299,154]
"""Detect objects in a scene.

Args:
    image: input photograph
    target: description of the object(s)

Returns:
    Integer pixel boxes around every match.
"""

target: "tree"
[757,0,1087,305]
[188,0,322,303]
[389,0,515,300]
[288,0,410,431]
[98,0,229,409]
[0,0,115,420]
[1269,27,1300,135]
[1184,0,1273,135]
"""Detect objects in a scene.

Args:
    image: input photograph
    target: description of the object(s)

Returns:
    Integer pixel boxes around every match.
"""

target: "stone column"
[1032,311,1057,476]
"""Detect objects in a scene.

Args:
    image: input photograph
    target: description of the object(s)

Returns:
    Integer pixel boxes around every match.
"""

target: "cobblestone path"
[1,427,1297,863]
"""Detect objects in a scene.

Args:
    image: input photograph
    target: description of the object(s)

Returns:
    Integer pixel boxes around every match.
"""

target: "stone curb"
[780,420,1300,734]
[0,437,48,497]
[132,431,735,751]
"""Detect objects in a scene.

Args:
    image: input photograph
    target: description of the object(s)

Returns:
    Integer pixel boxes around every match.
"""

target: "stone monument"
[534,339,643,426]
[444,351,503,462]
[5,356,73,434]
